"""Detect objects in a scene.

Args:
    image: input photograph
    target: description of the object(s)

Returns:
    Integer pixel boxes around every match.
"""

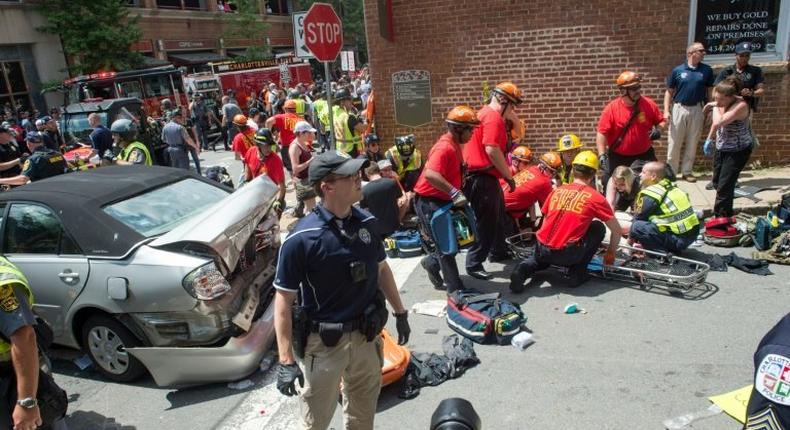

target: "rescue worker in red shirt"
[413,105,480,292]
[596,70,665,188]
[264,99,301,173]
[243,128,286,215]
[509,150,622,293]
[502,149,561,234]
[462,82,520,280]
[231,114,256,161]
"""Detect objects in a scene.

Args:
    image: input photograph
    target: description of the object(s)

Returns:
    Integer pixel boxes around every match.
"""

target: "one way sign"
[292,12,314,59]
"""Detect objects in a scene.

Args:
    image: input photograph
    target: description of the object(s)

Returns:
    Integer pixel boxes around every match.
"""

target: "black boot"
[421,256,444,290]
[509,264,532,293]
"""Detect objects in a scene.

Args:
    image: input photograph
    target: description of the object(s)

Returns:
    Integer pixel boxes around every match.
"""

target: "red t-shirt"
[243,146,285,185]
[232,129,256,158]
[501,165,553,219]
[463,105,507,178]
[536,182,614,249]
[414,133,464,201]
[597,96,663,156]
[273,112,300,147]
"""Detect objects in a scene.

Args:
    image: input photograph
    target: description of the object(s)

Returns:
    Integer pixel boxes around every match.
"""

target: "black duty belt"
[309,319,362,333]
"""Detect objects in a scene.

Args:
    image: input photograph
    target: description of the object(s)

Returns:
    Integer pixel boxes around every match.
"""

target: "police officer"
[628,161,699,253]
[110,119,152,166]
[510,151,622,293]
[0,256,42,430]
[745,312,790,429]
[359,133,384,164]
[385,134,423,192]
[160,110,197,170]
[462,82,521,280]
[331,89,365,158]
[274,150,410,430]
[0,132,66,187]
[413,106,480,292]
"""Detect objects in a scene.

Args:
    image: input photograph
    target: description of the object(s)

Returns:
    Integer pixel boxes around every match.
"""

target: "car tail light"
[183,262,232,300]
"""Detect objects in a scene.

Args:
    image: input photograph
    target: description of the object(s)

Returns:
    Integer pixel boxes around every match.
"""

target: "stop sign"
[303,3,343,62]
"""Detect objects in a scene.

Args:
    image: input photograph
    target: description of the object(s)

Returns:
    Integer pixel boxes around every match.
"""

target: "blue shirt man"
[88,113,113,158]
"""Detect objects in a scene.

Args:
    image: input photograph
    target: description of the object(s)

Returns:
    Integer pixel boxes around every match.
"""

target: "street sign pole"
[325,62,334,151]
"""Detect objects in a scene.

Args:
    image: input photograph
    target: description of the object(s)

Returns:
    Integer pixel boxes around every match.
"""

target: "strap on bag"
[609,100,641,154]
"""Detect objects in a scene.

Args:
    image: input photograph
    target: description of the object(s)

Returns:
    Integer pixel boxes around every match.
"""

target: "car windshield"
[102,178,230,237]
[62,107,138,145]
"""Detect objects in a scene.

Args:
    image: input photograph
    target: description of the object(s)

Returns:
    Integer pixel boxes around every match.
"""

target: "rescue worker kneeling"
[502,149,561,235]
[628,161,700,253]
[510,150,622,293]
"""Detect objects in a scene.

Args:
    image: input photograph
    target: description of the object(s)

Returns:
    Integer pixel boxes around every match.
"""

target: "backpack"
[446,290,526,345]
[390,229,423,258]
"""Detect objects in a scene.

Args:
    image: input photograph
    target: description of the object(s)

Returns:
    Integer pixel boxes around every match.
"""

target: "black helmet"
[110,118,139,141]
[254,128,274,146]
[395,134,416,156]
[364,133,380,146]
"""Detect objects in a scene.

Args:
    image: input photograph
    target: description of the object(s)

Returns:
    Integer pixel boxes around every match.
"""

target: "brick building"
[363,0,790,167]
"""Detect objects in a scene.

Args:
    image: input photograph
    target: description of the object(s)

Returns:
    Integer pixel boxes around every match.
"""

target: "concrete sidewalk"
[679,166,790,217]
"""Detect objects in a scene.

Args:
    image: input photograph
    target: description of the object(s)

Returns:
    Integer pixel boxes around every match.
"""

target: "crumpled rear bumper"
[127,302,275,387]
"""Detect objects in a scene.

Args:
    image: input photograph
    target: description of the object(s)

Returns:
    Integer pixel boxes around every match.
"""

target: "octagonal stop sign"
[303,3,343,62]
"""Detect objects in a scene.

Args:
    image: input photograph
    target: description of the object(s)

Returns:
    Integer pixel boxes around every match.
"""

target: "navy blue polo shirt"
[666,62,715,106]
[746,312,790,428]
[274,205,386,323]
[715,64,764,110]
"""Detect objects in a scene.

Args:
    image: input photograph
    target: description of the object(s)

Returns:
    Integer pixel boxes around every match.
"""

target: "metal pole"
[325,62,335,151]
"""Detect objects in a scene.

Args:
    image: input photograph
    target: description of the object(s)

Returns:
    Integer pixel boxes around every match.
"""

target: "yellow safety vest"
[120,141,152,166]
[637,179,699,234]
[314,99,330,129]
[558,163,573,185]
[333,106,362,154]
[0,256,33,363]
[295,99,306,116]
[386,146,422,178]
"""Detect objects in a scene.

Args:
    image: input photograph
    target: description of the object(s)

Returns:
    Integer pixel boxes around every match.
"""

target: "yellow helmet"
[557,134,582,152]
[572,150,599,171]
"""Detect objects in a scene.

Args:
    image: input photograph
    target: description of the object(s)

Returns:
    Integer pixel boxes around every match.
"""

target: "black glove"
[276,362,304,397]
[393,311,411,345]
[598,153,609,174]
[649,126,661,141]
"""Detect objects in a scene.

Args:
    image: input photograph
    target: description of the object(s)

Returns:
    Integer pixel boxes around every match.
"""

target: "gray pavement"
[48,155,790,430]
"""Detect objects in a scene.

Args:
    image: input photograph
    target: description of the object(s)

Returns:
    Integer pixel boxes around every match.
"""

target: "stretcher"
[380,329,410,387]
[505,232,710,293]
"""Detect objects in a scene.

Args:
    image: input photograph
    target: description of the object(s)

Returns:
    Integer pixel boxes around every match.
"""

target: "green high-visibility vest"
[120,141,152,166]
[314,99,330,129]
[0,256,33,363]
[637,178,699,234]
[332,106,362,154]
[386,146,422,178]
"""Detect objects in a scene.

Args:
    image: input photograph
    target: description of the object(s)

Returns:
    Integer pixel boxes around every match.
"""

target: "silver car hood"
[149,175,278,273]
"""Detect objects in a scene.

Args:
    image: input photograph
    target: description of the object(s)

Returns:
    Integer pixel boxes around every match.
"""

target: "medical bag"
[446,290,525,345]
[389,229,423,258]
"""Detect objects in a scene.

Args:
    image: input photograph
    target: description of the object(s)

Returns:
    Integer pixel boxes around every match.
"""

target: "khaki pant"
[297,331,383,430]
[667,103,704,176]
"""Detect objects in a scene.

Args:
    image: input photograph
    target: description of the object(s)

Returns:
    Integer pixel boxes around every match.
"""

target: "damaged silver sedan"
[0,166,279,386]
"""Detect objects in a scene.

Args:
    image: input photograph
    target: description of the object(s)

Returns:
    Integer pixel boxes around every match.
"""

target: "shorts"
[295,177,317,201]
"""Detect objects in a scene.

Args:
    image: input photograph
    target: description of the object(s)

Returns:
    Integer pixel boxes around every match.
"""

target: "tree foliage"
[299,0,368,64]
[223,0,271,61]
[36,0,144,75]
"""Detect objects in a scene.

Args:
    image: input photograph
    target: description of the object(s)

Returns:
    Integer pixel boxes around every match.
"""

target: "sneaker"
[509,265,531,293]
[420,256,444,289]
[705,182,716,190]
[683,174,697,183]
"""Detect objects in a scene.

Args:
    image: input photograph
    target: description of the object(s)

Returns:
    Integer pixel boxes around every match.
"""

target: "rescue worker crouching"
[332,89,366,158]
[385,134,423,192]
[413,105,480,292]
[502,148,560,235]
[556,133,584,185]
[110,119,152,166]
[628,161,699,253]
[0,132,66,187]
[273,150,410,430]
[509,150,622,293]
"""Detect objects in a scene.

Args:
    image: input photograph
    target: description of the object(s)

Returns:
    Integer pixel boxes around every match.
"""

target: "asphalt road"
[48,151,790,429]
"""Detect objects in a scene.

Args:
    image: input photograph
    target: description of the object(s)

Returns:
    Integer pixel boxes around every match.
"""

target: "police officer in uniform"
[110,119,153,166]
[0,256,42,430]
[628,161,699,253]
[0,132,66,187]
[331,89,365,158]
[274,150,410,430]
[745,312,790,430]
[510,151,622,293]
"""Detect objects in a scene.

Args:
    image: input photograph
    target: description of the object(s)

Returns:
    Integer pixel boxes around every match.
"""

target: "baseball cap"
[26,131,43,142]
[735,42,753,54]
[35,119,45,127]
[308,150,368,185]
[294,120,317,134]
[377,159,393,170]
[170,109,183,117]
[40,115,53,122]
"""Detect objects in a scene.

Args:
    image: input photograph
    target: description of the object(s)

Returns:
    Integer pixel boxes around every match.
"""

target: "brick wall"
[364,0,790,168]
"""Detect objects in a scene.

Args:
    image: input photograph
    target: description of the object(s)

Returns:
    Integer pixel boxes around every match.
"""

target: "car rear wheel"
[81,315,146,382]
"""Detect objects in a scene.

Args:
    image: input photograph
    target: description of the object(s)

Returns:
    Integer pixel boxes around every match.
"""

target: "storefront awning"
[168,52,228,65]
[141,56,172,67]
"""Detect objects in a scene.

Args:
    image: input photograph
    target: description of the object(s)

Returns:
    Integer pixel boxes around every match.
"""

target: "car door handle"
[58,271,79,281]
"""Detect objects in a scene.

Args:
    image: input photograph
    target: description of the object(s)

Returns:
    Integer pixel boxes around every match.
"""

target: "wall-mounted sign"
[392,70,432,128]
[694,0,781,54]
[163,39,218,51]
[341,51,356,72]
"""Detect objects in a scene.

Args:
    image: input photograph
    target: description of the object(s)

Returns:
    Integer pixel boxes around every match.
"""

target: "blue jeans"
[167,146,190,169]
[630,220,698,253]
[189,147,202,174]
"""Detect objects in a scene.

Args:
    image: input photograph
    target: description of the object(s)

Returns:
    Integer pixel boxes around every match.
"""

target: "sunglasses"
[695,49,707,54]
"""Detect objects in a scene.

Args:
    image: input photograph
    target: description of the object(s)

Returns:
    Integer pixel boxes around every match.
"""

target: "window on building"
[268,0,291,15]
[156,0,204,10]
[688,0,789,63]
[0,61,32,114]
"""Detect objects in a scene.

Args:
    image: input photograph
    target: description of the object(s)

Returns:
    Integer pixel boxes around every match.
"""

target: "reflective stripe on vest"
[0,256,33,363]
[386,147,422,177]
[638,179,700,234]
[333,107,362,154]
[295,99,306,116]
[120,141,152,166]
